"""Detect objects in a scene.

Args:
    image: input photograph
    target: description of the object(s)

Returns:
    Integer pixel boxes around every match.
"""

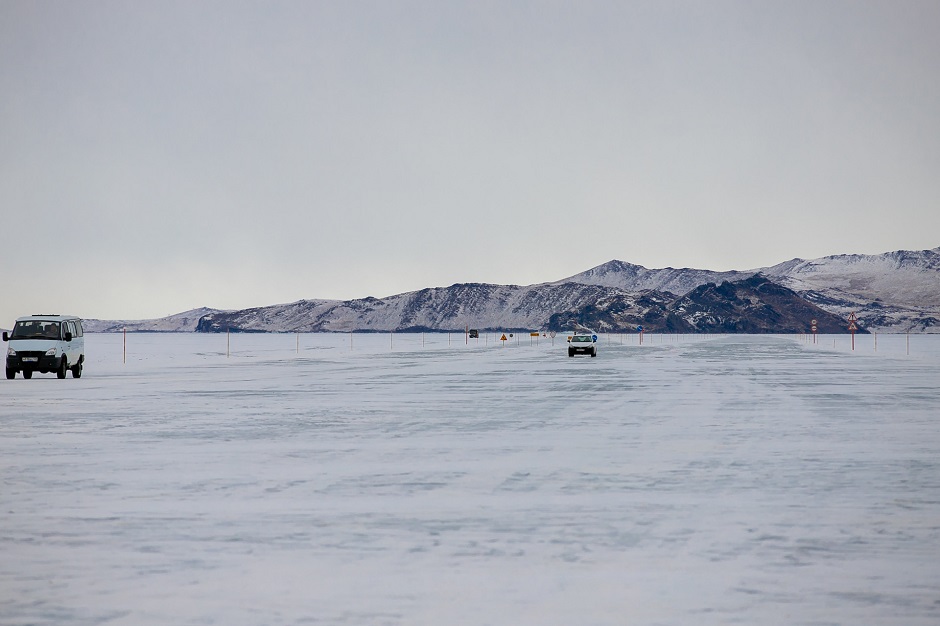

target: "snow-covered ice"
[2,332,939,625]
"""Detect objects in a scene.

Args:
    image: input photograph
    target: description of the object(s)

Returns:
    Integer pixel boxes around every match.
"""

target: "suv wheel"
[23,370,32,380]
[5,368,14,380]
[591,348,597,357]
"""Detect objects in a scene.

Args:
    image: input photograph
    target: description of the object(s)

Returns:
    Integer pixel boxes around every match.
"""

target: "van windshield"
[11,321,60,340]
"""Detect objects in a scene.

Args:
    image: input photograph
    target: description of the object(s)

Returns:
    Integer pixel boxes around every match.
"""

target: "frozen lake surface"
[2,332,939,625]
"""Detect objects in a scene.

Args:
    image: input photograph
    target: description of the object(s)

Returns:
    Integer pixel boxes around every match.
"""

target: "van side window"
[66,321,75,337]
[75,320,83,337]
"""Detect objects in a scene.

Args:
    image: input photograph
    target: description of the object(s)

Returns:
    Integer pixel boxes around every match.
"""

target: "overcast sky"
[2,0,938,324]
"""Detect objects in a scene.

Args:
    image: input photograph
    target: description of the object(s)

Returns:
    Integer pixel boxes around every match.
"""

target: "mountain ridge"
[559,246,940,332]
[83,246,939,334]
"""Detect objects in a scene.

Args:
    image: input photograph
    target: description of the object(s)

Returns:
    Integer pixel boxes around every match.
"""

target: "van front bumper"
[7,353,60,372]
[569,346,595,354]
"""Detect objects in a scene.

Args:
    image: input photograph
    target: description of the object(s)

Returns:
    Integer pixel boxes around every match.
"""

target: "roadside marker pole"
[123,326,126,364]
[227,328,230,358]
[848,312,858,351]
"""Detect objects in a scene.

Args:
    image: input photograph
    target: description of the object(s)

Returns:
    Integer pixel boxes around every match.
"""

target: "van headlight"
[6,347,14,356]
[45,348,57,356]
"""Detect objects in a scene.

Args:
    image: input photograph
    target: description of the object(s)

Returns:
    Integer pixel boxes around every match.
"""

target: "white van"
[3,315,85,379]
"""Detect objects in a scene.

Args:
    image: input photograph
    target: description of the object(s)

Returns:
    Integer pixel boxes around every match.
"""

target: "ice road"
[2,332,939,625]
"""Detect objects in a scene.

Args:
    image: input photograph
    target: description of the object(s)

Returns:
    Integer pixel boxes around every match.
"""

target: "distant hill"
[549,274,854,334]
[191,273,857,335]
[763,248,940,332]
[194,284,648,333]
[83,308,224,333]
[560,246,940,333]
[85,246,939,333]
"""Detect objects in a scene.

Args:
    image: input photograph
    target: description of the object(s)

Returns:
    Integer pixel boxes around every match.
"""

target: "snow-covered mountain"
[194,284,671,333]
[762,248,940,331]
[86,246,939,334]
[556,260,752,296]
[193,274,853,335]
[83,308,225,333]
[562,247,940,332]
[667,275,856,334]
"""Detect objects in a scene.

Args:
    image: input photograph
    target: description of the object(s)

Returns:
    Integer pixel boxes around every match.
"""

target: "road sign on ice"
[636,326,643,332]
[847,312,858,351]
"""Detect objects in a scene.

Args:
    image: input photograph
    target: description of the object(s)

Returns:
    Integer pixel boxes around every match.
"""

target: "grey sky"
[2,0,938,324]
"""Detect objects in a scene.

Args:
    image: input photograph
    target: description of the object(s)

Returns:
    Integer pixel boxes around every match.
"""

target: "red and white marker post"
[847,312,858,351]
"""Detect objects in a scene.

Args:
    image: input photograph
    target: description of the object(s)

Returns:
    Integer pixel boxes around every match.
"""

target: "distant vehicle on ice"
[4,315,85,379]
[567,332,597,357]
[468,329,479,339]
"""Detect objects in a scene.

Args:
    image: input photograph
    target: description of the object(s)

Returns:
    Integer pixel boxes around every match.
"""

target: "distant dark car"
[468,329,479,339]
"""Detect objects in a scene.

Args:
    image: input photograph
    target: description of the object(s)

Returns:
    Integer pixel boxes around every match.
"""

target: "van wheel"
[5,368,14,380]
[23,370,32,379]
[71,361,83,378]
[57,358,68,379]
